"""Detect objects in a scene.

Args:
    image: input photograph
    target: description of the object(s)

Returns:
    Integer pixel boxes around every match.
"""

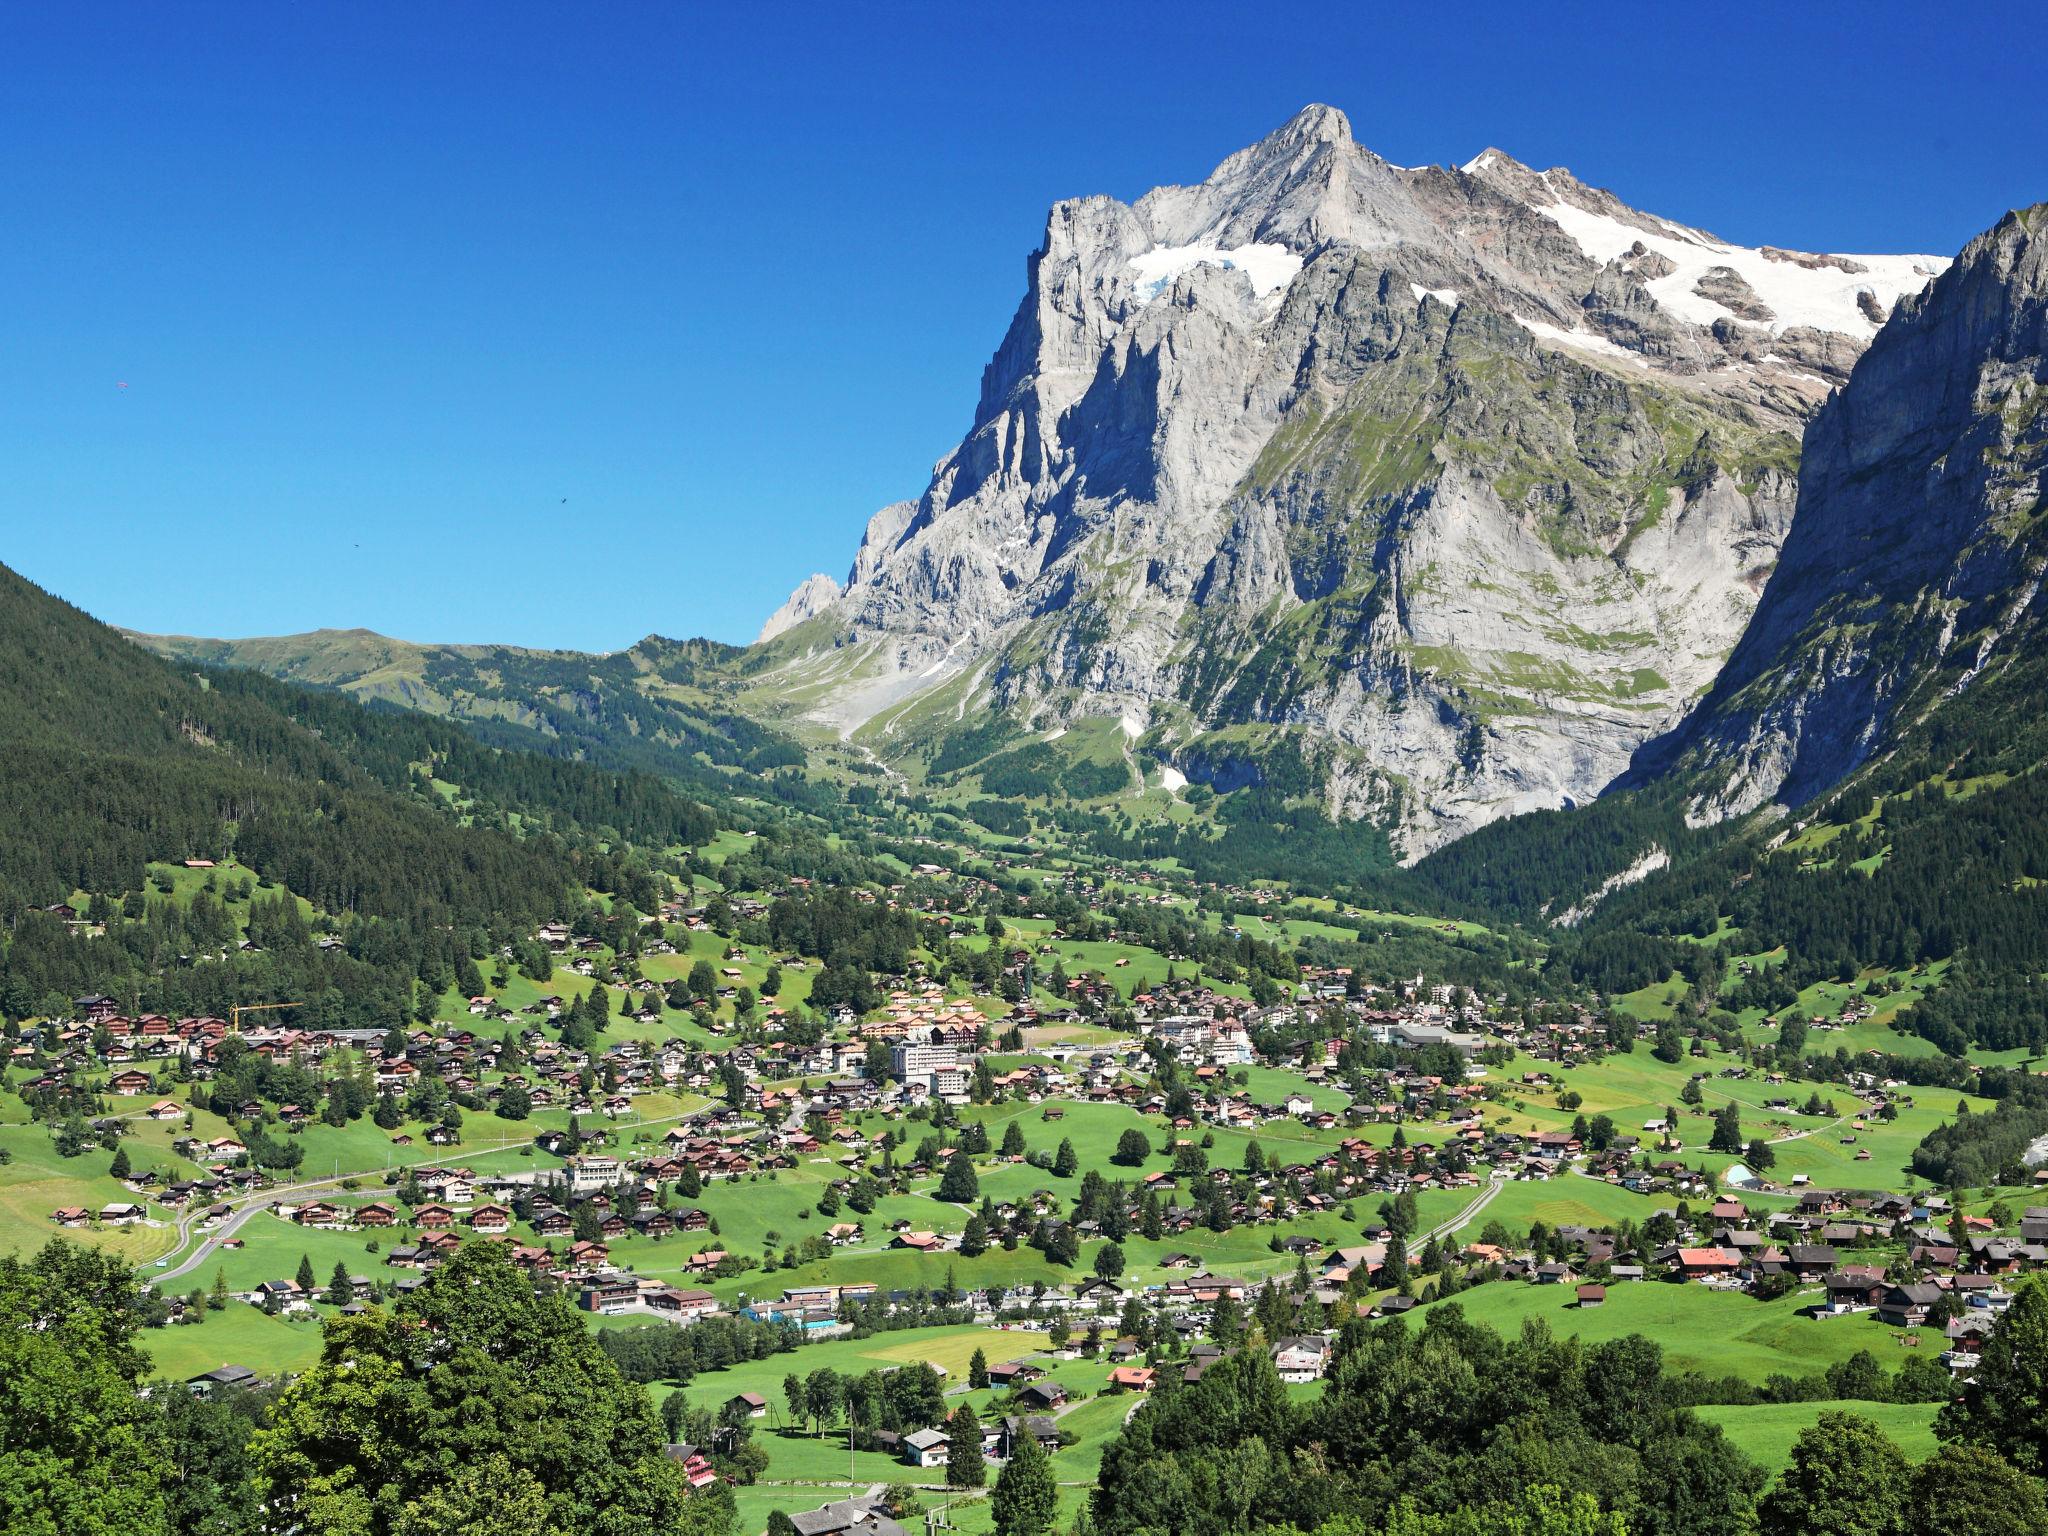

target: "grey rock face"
[1630,205,2048,819]
[761,105,1950,856]
[757,574,843,643]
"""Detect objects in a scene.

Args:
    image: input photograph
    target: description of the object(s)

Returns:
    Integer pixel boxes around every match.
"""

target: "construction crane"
[229,1001,302,1032]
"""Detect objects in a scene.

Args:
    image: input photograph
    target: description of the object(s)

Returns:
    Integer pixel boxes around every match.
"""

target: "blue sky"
[2,2,2041,649]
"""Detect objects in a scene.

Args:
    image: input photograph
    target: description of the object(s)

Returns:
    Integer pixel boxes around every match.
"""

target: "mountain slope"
[130,626,810,804]
[757,104,1946,855]
[1,564,711,919]
[1626,204,2048,818]
[1400,205,2048,1053]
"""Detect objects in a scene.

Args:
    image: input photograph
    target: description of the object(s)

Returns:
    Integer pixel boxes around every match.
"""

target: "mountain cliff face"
[1629,204,2048,819]
[762,104,1946,856]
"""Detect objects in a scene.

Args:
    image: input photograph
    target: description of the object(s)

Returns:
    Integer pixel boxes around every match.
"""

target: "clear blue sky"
[2,2,2041,649]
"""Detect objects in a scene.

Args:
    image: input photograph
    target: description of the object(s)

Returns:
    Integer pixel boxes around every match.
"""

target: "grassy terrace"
[1411,1280,1932,1380]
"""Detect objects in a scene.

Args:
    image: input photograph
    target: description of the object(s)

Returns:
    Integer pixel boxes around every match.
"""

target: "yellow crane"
[228,1001,302,1032]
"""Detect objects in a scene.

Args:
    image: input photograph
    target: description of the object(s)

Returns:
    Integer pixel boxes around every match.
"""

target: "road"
[147,1106,705,1285]
[1418,1170,1509,1244]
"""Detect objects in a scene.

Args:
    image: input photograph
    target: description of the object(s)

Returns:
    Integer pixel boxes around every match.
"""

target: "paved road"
[147,1107,704,1285]
[1418,1171,1509,1244]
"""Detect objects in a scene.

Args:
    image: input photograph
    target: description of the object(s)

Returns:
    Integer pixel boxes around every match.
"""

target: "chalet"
[998,1415,1062,1458]
[1271,1336,1330,1382]
[1787,1244,1839,1279]
[902,1427,950,1468]
[1576,1284,1607,1308]
[724,1391,769,1419]
[648,1287,722,1323]
[663,1444,720,1491]
[1320,1245,1383,1285]
[1017,1379,1067,1411]
[1672,1247,1741,1280]
[186,1364,260,1397]
[985,1360,1043,1387]
[1878,1283,1944,1329]
[785,1500,908,1536]
[578,1276,641,1315]
[1108,1365,1156,1391]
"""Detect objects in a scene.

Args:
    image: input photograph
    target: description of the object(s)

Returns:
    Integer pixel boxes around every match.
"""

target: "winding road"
[145,1107,706,1285]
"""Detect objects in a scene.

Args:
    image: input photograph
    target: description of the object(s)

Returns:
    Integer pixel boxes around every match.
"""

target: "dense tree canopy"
[250,1241,709,1536]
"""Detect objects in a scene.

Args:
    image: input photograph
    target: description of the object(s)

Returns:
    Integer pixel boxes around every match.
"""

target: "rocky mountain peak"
[1272,101,1355,149]
[752,110,1963,856]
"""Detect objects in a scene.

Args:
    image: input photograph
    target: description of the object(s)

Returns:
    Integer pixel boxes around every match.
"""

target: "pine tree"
[939,1149,980,1203]
[1053,1137,1078,1178]
[295,1253,316,1293]
[991,1428,1056,1535]
[946,1404,985,1488]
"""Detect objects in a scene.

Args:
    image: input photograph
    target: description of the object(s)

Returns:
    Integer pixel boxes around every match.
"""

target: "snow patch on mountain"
[1127,241,1303,302]
[1532,198,1946,338]
[1513,315,1650,366]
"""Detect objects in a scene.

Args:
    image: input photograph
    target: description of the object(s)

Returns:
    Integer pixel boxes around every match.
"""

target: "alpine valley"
[16,95,2048,1536]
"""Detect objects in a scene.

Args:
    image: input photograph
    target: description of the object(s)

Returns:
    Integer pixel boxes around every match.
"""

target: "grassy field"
[655,1324,1046,1423]
[138,1300,329,1381]
[1695,1400,1942,1474]
[1412,1280,1926,1380]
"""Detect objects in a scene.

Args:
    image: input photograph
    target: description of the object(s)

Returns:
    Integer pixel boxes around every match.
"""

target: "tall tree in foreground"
[250,1239,714,1536]
[946,1405,985,1489]
[1906,1443,2048,1536]
[1937,1277,2048,1475]
[161,1385,263,1536]
[1756,1410,1908,1536]
[0,1240,166,1536]
[992,1430,1057,1536]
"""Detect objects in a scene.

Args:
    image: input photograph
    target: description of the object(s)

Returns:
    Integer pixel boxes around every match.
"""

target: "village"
[6,849,2035,1536]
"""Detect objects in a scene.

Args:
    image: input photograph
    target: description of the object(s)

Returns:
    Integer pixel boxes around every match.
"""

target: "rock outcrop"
[757,573,843,644]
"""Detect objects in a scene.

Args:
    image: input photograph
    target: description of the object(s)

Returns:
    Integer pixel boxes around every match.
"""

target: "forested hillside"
[134,627,819,810]
[0,562,717,1029]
